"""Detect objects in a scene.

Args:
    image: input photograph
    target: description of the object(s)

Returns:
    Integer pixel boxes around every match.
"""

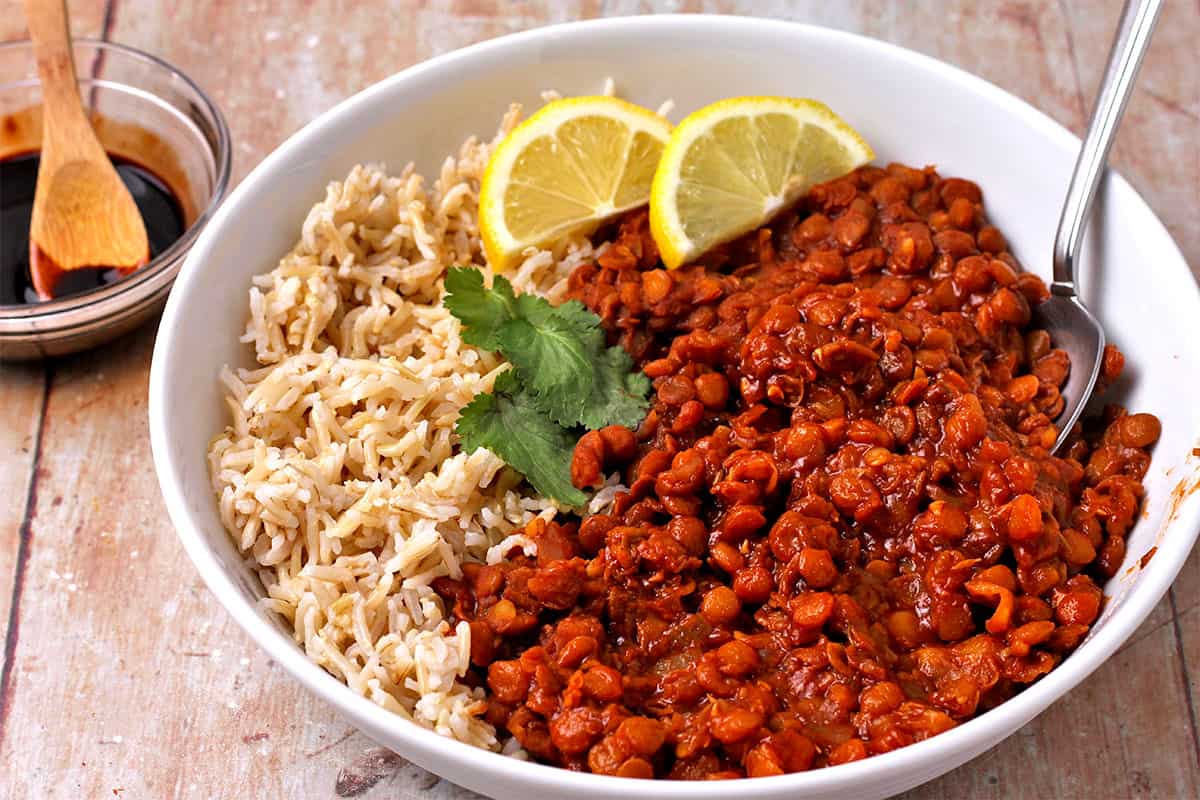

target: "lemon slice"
[480,96,672,271]
[649,97,874,269]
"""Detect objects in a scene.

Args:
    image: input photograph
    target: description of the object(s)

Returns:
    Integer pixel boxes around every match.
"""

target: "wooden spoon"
[24,0,148,301]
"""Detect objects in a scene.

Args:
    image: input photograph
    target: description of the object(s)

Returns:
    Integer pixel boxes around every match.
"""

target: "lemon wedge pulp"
[649,97,874,269]
[479,96,672,272]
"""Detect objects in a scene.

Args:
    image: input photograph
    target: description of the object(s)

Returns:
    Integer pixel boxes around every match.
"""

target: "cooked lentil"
[435,163,1158,779]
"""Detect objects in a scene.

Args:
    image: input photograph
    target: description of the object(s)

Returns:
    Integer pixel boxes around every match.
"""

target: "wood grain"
[0,365,45,677]
[0,1,1196,798]
[1058,0,1200,284]
[0,0,105,744]
[0,0,108,44]
[0,329,378,799]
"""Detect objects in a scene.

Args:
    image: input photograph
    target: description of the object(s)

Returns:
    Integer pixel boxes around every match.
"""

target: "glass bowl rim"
[0,37,232,325]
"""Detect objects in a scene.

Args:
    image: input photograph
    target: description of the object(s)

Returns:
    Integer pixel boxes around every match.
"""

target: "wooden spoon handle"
[23,0,149,281]
[24,0,102,165]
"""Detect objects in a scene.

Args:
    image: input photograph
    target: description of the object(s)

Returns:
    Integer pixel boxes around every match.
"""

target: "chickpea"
[700,585,743,626]
[617,716,666,755]
[715,639,760,676]
[1117,413,1161,448]
[581,664,624,702]
[694,372,730,410]
[487,660,529,704]
[708,706,764,744]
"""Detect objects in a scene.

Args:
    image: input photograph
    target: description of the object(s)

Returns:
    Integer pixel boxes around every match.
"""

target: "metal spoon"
[1039,0,1162,453]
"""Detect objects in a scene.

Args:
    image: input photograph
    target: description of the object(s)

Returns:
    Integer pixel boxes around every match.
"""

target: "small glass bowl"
[0,39,231,360]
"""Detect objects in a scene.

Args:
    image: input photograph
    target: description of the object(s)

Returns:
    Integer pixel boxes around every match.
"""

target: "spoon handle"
[1051,0,1162,297]
[24,0,102,165]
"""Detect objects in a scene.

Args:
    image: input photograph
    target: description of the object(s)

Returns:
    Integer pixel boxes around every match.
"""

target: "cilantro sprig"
[455,371,586,505]
[446,267,651,504]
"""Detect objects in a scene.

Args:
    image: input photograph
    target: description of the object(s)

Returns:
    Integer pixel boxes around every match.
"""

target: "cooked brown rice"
[206,106,620,750]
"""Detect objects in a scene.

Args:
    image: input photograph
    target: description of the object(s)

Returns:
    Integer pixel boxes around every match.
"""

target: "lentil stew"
[434,163,1159,780]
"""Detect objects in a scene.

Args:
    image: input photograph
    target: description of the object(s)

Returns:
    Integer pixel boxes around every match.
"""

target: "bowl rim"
[0,38,232,330]
[149,13,1200,797]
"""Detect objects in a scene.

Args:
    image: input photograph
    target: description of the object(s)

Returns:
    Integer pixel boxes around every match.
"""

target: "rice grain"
[208,111,600,749]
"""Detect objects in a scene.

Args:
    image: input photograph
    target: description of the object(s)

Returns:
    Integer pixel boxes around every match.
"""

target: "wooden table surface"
[1,2,1197,798]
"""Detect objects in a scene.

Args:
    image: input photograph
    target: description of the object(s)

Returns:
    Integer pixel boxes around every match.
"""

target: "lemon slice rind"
[650,97,874,270]
[480,96,672,272]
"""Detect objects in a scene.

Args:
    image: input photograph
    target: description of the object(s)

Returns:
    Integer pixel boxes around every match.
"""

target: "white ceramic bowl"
[149,15,1200,800]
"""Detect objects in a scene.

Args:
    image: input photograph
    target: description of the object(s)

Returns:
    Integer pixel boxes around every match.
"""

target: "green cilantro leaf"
[497,295,605,425]
[575,345,653,430]
[446,264,651,503]
[444,267,517,350]
[455,371,588,506]
[531,298,606,343]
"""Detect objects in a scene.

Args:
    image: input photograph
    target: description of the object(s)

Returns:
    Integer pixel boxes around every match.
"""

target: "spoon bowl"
[1033,293,1107,451]
[1041,0,1160,453]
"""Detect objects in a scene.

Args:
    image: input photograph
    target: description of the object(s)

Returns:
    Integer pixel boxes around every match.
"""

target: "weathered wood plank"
[0,0,109,739]
[1056,0,1200,283]
[0,0,108,43]
[1177,574,1200,775]
[106,0,534,186]
[1171,482,1200,773]
[0,365,45,676]
[0,329,361,800]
